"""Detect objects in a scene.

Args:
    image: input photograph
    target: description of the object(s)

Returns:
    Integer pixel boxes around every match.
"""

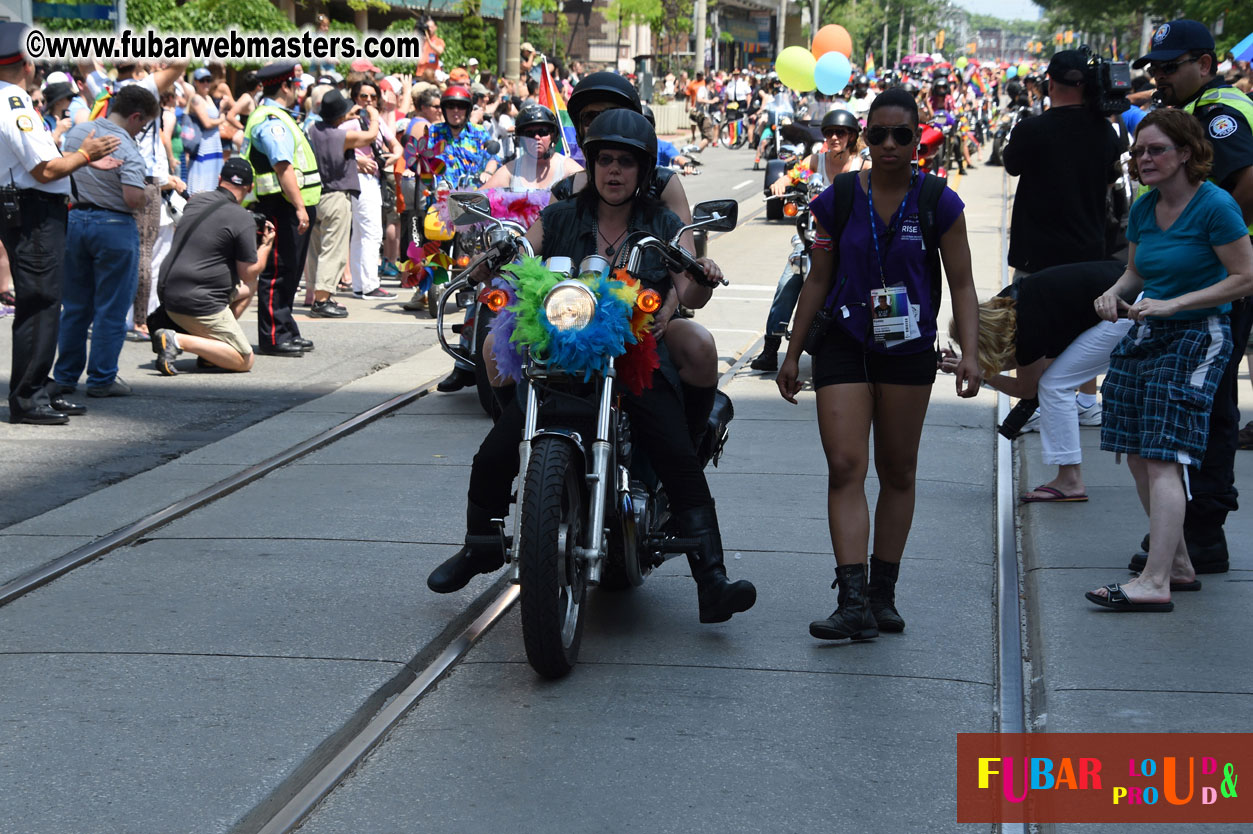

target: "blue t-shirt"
[1127,181,1248,320]
[657,140,680,167]
[1121,106,1146,134]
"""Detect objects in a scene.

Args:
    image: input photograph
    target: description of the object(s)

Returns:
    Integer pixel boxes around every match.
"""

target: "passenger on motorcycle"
[551,72,724,443]
[752,109,869,373]
[482,104,583,192]
[754,77,796,166]
[427,109,757,625]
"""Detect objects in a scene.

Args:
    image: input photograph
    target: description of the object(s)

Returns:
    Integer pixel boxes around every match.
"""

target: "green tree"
[459,0,497,74]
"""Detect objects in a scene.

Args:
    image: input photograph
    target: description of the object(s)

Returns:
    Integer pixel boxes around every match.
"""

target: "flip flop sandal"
[1171,579,1202,592]
[1085,583,1173,612]
[1021,485,1088,503]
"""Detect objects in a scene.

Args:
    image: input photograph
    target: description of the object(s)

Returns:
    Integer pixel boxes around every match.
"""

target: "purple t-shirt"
[811,173,964,353]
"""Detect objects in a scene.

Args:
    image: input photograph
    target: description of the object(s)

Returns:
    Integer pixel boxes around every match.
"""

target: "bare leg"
[664,317,718,387]
[815,383,875,567]
[1090,455,1186,603]
[869,383,932,564]
[1022,462,1087,499]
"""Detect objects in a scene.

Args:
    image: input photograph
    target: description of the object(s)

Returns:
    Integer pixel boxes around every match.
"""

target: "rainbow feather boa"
[488,257,658,394]
[435,188,551,233]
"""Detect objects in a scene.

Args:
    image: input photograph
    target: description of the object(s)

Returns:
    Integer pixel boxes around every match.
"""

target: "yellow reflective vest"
[243,104,321,206]
[1184,84,1253,235]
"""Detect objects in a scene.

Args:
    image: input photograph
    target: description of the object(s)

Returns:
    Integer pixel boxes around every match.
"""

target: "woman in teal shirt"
[1088,108,1253,613]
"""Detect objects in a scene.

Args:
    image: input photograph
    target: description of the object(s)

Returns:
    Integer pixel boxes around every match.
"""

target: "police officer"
[0,22,120,424]
[1129,19,1253,575]
[242,61,321,356]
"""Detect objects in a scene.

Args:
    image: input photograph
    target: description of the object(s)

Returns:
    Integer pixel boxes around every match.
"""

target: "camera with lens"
[250,210,268,238]
[1079,45,1131,115]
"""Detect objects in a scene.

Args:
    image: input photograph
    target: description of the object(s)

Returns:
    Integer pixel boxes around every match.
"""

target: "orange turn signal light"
[637,289,662,314]
[481,288,510,312]
[782,202,799,217]
[454,255,472,268]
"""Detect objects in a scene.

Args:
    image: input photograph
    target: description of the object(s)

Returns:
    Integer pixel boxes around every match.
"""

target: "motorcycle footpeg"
[657,535,702,554]
[451,323,464,334]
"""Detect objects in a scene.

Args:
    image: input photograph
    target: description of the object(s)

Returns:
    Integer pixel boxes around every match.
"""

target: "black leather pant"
[4,192,67,410]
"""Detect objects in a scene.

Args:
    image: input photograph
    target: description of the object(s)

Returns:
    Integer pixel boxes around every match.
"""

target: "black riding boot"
[427,501,506,593]
[750,335,782,372]
[679,505,756,623]
[683,384,717,452]
[1128,529,1231,574]
[810,563,878,641]
[867,555,905,633]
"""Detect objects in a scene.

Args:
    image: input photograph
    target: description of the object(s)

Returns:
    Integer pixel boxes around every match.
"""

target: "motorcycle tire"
[427,286,441,319]
[517,436,588,679]
[987,135,1004,167]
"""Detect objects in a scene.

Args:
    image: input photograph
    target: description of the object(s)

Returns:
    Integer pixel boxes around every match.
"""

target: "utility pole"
[882,4,889,67]
[777,0,787,57]
[694,0,707,71]
[505,0,522,81]
[812,0,820,38]
[895,5,903,66]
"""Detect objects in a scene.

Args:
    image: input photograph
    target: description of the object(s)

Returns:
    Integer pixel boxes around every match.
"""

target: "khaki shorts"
[168,306,253,358]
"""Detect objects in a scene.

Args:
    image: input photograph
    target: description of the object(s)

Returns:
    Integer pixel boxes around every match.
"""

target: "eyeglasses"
[1129,143,1178,159]
[1147,55,1201,77]
[357,93,377,101]
[865,125,915,146]
[518,127,551,138]
[594,152,638,169]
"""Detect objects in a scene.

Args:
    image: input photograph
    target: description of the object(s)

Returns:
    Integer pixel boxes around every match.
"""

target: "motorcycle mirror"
[692,199,738,233]
[448,191,494,227]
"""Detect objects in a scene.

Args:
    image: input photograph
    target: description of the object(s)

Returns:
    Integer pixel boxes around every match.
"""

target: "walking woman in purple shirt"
[777,87,982,641]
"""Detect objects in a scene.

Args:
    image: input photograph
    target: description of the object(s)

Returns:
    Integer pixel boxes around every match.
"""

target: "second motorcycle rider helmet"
[567,71,643,143]
[581,109,656,204]
[821,108,860,138]
[440,85,473,113]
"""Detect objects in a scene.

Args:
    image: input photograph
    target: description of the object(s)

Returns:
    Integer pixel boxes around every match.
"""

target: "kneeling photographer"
[151,158,275,374]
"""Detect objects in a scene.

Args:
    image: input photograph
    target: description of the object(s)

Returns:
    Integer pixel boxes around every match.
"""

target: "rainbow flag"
[970,72,988,97]
[537,58,580,164]
[865,50,876,76]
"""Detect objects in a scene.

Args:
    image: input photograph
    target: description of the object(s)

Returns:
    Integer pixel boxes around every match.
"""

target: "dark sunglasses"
[1129,143,1177,159]
[822,127,857,140]
[578,107,610,127]
[357,93,377,101]
[518,127,552,138]
[865,125,915,146]
[1147,55,1200,77]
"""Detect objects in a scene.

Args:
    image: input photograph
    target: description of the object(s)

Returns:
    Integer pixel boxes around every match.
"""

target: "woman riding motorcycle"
[426,109,757,625]
[482,104,583,192]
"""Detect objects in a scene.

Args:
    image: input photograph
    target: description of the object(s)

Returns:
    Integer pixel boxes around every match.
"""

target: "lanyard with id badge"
[866,173,923,348]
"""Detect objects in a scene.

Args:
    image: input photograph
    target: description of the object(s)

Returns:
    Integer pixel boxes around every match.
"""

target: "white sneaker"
[1078,401,1103,426]
[1020,408,1041,433]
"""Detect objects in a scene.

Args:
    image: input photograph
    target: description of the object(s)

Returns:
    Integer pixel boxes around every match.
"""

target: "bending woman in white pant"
[941,260,1135,501]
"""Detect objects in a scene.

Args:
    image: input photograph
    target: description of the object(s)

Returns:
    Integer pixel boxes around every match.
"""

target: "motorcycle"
[442,192,739,678]
[986,104,1030,167]
[762,121,824,217]
[718,101,751,150]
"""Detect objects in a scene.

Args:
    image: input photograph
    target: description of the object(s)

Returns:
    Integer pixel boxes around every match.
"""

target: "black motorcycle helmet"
[640,103,655,128]
[567,72,642,141]
[515,104,561,139]
[581,109,656,205]
[820,108,860,137]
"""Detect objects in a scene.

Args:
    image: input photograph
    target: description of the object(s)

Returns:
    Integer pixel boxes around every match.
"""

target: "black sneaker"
[309,299,349,318]
[152,328,181,376]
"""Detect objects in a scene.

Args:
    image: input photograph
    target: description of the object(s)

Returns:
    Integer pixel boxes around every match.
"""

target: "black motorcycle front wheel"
[517,436,587,678]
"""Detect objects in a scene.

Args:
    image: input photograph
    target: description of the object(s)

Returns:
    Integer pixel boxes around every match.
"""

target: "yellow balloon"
[776,45,817,92]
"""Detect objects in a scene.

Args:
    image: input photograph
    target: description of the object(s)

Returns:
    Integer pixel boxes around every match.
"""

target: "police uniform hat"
[0,21,30,67]
[1132,20,1215,69]
[256,62,299,86]
[220,157,254,187]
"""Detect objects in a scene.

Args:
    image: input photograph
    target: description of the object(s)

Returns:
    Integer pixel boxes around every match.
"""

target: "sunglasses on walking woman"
[865,125,915,146]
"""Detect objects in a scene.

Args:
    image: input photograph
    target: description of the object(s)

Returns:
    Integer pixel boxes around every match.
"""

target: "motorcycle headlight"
[543,280,597,331]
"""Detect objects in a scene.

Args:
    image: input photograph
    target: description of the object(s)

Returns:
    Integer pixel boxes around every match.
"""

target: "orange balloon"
[811,24,853,59]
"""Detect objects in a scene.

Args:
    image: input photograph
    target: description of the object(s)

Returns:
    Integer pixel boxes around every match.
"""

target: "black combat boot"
[809,563,878,641]
[427,501,506,593]
[679,505,756,623]
[867,555,905,633]
[750,335,782,372]
[683,384,717,452]
[1128,530,1230,574]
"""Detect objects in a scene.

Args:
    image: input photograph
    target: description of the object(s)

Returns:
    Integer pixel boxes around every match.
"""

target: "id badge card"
[871,286,911,345]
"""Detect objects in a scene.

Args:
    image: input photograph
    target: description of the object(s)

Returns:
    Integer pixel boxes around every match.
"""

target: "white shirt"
[0,81,71,194]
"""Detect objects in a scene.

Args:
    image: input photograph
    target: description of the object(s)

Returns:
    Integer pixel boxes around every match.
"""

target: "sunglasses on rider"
[865,125,915,146]
[518,127,551,138]
[578,106,611,128]
[1146,55,1200,77]
[822,127,857,140]
[1128,143,1178,159]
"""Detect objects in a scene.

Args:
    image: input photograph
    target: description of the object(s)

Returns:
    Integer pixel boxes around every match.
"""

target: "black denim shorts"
[812,326,938,388]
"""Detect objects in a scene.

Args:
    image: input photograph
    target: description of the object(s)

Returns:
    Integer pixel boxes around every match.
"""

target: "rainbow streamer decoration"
[488,257,658,394]
[537,57,581,165]
[726,119,741,145]
[970,73,988,98]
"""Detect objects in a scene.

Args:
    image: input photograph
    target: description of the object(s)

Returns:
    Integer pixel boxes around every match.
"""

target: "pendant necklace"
[592,216,628,257]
